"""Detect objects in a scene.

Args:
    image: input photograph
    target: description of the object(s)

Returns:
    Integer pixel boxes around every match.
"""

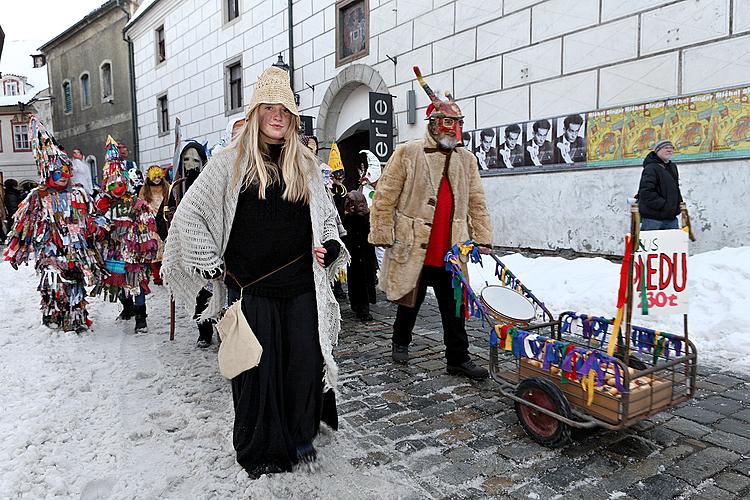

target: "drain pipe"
[287,0,295,91]
[118,0,139,165]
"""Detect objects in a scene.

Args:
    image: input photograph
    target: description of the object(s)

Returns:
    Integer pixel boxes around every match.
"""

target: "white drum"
[480,285,536,326]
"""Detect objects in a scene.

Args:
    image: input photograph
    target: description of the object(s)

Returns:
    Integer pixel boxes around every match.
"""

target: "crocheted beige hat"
[246,66,299,117]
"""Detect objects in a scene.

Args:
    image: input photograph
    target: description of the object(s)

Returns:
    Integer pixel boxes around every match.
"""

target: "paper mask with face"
[182,148,203,172]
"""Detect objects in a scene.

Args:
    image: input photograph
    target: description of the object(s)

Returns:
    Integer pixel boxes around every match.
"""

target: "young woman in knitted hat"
[162,66,348,477]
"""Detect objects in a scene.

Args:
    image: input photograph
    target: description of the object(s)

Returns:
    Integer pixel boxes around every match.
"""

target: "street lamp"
[271,53,300,107]
[272,53,290,72]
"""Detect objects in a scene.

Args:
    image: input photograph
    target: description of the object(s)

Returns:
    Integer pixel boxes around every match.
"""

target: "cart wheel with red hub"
[515,377,572,448]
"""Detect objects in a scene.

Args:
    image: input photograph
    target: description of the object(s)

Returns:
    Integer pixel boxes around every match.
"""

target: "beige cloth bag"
[215,299,263,379]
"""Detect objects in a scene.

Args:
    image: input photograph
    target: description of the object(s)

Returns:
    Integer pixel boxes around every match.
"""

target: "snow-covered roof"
[125,0,161,30]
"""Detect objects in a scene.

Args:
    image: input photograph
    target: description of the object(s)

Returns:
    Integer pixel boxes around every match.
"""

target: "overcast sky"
[1,0,110,89]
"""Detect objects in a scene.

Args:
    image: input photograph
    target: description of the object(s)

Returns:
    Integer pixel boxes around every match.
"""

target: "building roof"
[38,0,125,52]
[124,0,160,32]
[0,40,48,91]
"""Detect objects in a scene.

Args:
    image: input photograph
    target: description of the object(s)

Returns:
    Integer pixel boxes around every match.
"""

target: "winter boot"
[134,305,148,333]
[117,295,135,321]
[196,320,214,348]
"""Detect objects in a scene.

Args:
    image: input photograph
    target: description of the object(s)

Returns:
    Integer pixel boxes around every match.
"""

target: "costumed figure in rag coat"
[2,115,104,332]
[91,136,159,333]
[369,66,494,379]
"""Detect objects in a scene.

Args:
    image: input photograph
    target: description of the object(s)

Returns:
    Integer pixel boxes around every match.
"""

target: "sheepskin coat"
[369,132,493,303]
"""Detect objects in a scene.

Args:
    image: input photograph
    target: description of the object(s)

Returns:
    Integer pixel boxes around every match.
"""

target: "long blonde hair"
[230,107,316,203]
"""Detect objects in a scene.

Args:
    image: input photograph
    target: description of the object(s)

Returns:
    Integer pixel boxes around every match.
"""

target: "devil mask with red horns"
[414,66,464,149]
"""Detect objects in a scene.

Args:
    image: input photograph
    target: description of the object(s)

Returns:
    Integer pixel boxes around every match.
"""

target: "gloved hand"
[322,240,341,267]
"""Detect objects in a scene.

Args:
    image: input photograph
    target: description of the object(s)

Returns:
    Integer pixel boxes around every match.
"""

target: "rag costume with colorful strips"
[2,115,104,332]
[91,136,158,300]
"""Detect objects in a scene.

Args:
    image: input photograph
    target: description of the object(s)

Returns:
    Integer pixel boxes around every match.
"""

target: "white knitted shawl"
[161,148,349,390]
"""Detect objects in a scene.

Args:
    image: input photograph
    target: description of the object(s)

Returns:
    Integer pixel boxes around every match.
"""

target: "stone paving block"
[444,407,483,426]
[688,484,738,500]
[605,435,659,460]
[703,430,750,455]
[508,481,558,499]
[721,385,750,402]
[637,424,681,447]
[538,464,582,489]
[443,444,477,462]
[713,470,750,495]
[713,418,750,440]
[390,411,423,425]
[625,473,688,500]
[663,416,712,438]
[694,395,746,416]
[383,424,420,442]
[732,408,750,423]
[705,373,745,387]
[671,405,725,425]
[670,447,741,486]
[438,427,475,445]
[731,457,750,477]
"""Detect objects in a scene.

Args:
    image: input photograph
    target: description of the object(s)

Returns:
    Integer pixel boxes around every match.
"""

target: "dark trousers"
[393,265,470,366]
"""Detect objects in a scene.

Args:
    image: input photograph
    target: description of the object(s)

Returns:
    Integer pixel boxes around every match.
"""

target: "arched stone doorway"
[315,64,389,189]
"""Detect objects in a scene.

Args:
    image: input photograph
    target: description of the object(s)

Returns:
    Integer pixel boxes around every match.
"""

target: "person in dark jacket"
[4,179,22,226]
[342,190,377,321]
[638,140,683,230]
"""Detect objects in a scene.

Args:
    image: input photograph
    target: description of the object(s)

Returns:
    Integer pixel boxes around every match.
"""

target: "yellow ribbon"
[607,307,624,357]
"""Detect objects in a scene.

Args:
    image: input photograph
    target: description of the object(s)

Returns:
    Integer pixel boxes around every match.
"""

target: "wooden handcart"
[445,214,697,447]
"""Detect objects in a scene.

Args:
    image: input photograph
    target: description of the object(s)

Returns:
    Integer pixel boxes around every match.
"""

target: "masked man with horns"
[369,67,493,379]
[3,116,104,332]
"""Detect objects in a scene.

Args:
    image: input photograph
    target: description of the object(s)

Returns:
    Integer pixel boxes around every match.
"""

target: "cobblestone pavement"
[334,292,750,499]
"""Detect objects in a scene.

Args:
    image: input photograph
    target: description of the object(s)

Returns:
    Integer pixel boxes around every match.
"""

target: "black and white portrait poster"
[524,119,554,166]
[496,123,525,168]
[474,128,500,170]
[554,114,587,164]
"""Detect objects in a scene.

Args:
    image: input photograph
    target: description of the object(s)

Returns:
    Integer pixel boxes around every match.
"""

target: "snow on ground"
[1,246,748,497]
[468,246,750,371]
[0,264,422,498]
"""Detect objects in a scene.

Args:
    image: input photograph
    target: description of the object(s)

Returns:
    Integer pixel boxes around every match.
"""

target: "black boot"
[117,295,135,321]
[196,320,214,348]
[134,305,147,333]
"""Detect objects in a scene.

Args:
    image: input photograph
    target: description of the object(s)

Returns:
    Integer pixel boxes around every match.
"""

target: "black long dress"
[223,144,337,477]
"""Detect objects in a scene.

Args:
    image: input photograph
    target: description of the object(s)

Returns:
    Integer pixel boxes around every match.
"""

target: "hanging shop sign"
[369,91,393,163]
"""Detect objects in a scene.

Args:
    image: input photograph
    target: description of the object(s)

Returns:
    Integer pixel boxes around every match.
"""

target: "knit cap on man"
[654,140,674,152]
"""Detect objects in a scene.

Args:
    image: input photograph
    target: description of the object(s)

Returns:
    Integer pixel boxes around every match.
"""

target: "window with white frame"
[157,94,169,135]
[80,73,91,108]
[224,0,240,23]
[62,81,73,113]
[155,25,166,64]
[13,123,30,151]
[224,57,243,114]
[4,80,20,96]
[100,62,113,101]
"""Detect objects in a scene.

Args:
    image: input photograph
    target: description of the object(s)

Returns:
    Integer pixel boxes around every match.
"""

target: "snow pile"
[0,265,421,498]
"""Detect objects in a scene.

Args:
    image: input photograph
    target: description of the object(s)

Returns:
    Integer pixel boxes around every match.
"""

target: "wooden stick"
[169,297,175,341]
[624,204,640,366]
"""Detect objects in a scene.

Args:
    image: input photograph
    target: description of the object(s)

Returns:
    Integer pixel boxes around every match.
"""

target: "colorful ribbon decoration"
[608,234,633,356]
[444,241,488,325]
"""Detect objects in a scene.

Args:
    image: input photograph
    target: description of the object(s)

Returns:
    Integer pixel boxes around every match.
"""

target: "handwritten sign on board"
[633,229,689,316]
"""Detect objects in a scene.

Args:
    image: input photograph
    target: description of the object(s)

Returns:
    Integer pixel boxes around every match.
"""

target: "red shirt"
[424,175,454,267]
